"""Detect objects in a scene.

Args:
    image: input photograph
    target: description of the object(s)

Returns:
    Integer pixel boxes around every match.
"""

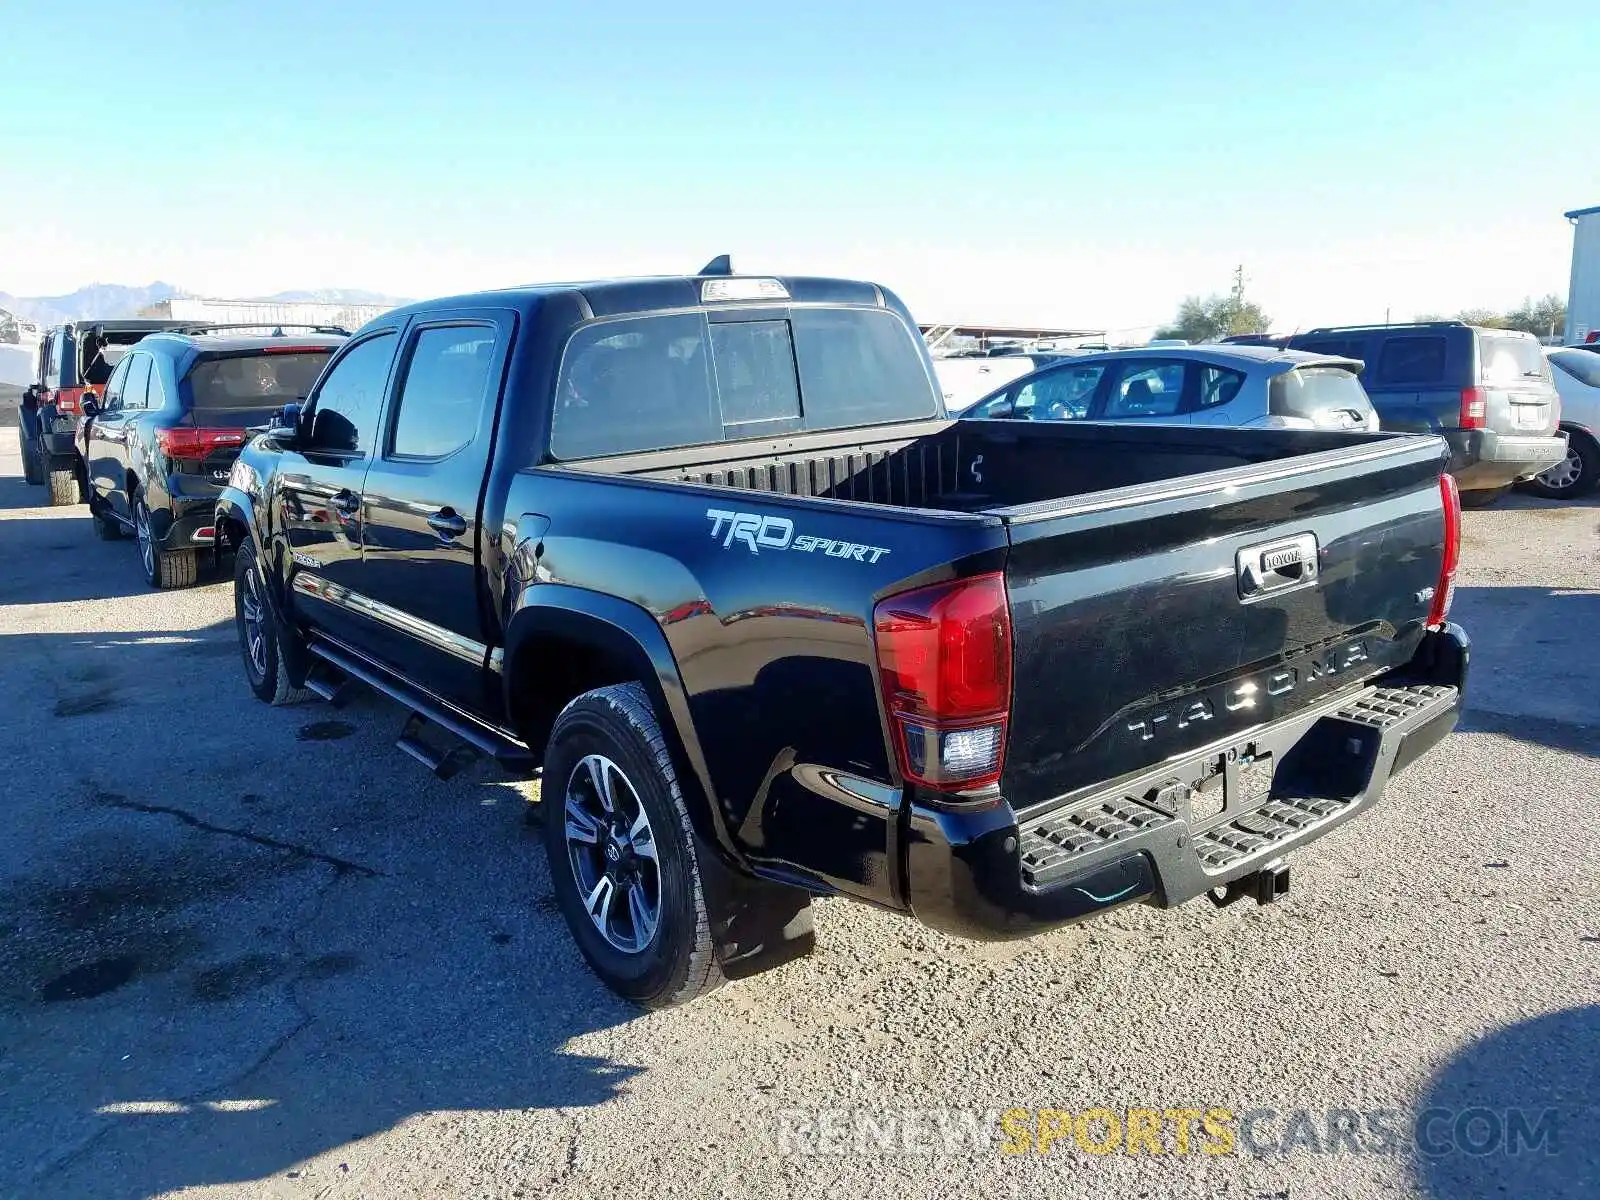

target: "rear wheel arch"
[502,594,729,856]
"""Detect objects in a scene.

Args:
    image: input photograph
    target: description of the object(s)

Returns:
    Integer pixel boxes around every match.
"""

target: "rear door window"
[1375,337,1446,386]
[120,353,151,411]
[1195,365,1246,409]
[1478,334,1548,385]
[388,326,498,459]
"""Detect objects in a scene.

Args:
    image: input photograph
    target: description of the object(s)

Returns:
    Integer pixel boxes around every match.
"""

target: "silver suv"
[962,345,1380,432]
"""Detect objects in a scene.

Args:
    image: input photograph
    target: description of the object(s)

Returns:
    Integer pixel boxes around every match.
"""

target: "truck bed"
[558,417,1452,812]
[574,417,1413,517]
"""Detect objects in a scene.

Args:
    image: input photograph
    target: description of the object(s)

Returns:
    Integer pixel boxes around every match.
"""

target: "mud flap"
[695,836,816,981]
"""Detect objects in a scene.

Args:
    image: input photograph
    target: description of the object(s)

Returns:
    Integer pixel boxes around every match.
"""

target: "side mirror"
[82,398,100,418]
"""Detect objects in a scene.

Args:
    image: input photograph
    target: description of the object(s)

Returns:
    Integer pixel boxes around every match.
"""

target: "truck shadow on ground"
[0,507,227,604]
[1414,1004,1600,1199]
[0,623,643,1199]
[1450,586,1600,760]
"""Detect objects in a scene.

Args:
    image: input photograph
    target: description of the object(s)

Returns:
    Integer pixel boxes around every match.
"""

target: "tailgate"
[1478,332,1560,435]
[997,437,1450,809]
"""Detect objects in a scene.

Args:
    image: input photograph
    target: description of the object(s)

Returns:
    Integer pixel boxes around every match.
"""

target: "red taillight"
[1428,473,1461,629]
[1586,331,1599,344]
[155,427,248,459]
[873,572,1012,792]
[54,386,85,416]
[1459,386,1487,430]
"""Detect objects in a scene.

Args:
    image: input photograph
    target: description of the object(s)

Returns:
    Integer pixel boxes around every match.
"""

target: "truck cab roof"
[374,274,895,326]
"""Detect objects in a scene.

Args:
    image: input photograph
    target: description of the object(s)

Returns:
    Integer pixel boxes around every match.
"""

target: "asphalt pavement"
[0,438,1595,1200]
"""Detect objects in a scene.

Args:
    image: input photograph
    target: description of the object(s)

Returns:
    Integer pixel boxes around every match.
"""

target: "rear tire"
[20,431,44,485]
[1459,485,1510,509]
[1517,431,1600,500]
[541,683,723,1009]
[234,541,309,706]
[47,466,79,506]
[135,498,198,589]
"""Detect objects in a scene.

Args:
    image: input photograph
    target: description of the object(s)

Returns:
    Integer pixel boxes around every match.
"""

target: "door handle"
[331,489,361,516]
[427,509,469,539]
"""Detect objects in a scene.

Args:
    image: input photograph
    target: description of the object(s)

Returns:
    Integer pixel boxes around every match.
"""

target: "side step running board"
[397,712,480,781]
[304,669,358,708]
[305,638,538,775]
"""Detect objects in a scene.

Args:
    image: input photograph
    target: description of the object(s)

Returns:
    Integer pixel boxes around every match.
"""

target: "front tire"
[234,542,309,706]
[1518,431,1600,500]
[541,683,723,1008]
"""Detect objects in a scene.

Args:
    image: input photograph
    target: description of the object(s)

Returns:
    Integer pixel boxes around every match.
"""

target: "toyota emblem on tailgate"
[1237,533,1319,602]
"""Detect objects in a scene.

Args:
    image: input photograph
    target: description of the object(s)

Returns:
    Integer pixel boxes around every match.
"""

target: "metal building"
[1566,204,1600,344]
[136,295,395,333]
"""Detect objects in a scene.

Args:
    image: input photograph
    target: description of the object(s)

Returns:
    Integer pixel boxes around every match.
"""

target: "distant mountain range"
[0,283,411,327]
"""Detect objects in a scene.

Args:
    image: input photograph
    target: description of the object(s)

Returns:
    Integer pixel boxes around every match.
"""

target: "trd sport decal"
[705,509,891,563]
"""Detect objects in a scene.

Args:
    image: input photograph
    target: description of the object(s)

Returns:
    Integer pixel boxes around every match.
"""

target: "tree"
[1157,265,1271,342]
[1502,294,1566,339]
[1454,308,1508,329]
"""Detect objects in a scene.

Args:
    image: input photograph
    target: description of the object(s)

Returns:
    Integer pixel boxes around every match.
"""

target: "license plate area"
[1185,748,1275,831]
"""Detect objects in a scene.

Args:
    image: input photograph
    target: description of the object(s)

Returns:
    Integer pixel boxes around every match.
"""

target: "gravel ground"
[0,437,1595,1200]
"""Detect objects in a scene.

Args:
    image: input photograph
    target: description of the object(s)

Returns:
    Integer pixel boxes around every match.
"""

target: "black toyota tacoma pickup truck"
[216,268,1468,1007]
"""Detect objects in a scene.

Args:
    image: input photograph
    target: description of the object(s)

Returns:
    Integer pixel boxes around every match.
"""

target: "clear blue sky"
[2,0,1596,331]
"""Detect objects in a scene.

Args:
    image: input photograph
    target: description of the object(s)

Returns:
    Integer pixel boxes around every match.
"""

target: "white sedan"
[1520,348,1600,499]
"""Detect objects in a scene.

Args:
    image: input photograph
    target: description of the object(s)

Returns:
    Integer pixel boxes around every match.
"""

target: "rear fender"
[502,588,723,849]
[503,588,815,978]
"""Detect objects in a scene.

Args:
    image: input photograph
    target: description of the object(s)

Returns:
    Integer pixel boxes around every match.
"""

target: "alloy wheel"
[135,504,155,577]
[563,753,661,954]
[239,567,269,680]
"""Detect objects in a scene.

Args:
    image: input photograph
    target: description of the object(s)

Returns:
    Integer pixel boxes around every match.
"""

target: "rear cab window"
[550,306,936,459]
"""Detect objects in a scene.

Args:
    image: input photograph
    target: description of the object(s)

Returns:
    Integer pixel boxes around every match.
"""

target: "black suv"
[20,320,193,504]
[1283,322,1565,504]
[80,328,342,587]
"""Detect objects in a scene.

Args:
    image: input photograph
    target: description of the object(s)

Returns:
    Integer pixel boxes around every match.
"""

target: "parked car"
[18,319,194,503]
[932,351,1071,413]
[80,329,342,587]
[1283,322,1565,506]
[217,269,1465,1008]
[963,345,1380,432]
[1520,347,1600,498]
